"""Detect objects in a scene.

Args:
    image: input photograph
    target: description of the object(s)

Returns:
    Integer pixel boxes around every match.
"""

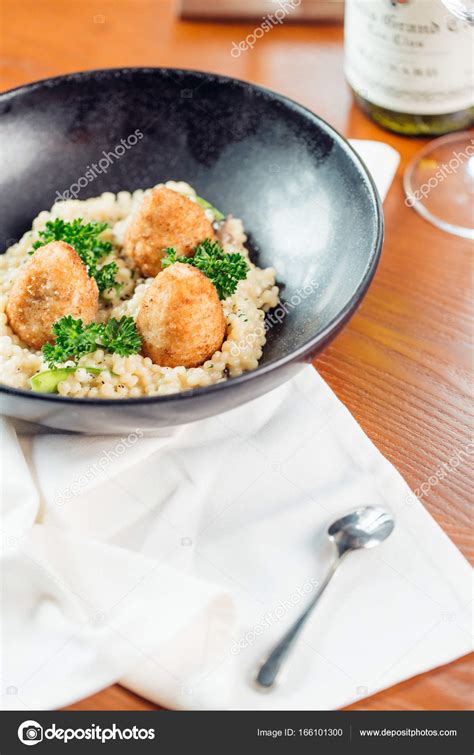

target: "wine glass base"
[404,131,474,240]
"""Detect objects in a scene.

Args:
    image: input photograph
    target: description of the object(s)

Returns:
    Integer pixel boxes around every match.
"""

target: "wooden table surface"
[3,0,472,712]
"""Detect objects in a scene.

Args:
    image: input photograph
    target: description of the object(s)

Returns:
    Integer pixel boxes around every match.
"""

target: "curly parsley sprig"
[42,315,142,368]
[162,238,249,300]
[31,218,120,293]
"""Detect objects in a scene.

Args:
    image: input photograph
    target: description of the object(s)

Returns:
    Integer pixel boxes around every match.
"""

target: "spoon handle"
[254,554,345,691]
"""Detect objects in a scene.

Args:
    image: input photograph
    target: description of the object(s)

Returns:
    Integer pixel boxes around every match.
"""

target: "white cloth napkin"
[2,142,471,712]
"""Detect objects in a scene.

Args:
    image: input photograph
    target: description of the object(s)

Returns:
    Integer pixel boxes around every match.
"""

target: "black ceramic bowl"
[0,68,383,434]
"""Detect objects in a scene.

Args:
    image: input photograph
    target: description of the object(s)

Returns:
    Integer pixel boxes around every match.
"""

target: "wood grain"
[2,0,472,712]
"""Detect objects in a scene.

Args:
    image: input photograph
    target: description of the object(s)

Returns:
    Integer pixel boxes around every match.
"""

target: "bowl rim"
[0,66,384,407]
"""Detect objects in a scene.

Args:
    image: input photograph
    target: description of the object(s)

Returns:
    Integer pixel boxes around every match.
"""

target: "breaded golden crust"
[137,262,225,368]
[6,241,99,350]
[124,186,216,278]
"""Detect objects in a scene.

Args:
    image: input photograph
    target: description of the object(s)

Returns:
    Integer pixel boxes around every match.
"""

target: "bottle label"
[344,0,474,115]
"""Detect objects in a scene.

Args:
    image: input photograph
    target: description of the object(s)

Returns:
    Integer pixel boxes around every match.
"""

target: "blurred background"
[1,0,357,135]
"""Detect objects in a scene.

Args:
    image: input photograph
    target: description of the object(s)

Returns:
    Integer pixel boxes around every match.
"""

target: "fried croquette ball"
[137,262,225,368]
[124,186,216,278]
[6,241,99,350]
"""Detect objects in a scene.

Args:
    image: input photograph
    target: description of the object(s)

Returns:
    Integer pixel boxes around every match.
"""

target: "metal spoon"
[254,505,395,691]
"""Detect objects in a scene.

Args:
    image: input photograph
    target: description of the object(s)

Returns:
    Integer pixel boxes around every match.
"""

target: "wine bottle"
[344,0,474,136]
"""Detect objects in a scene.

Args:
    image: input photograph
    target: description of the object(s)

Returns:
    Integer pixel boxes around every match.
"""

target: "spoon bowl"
[328,505,395,555]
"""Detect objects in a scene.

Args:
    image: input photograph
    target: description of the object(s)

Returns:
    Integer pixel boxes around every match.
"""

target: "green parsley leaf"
[31,218,121,293]
[93,262,120,293]
[42,315,141,368]
[99,316,142,357]
[162,238,249,300]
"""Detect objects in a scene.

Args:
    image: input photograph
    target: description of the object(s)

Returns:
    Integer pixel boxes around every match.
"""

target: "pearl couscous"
[0,181,279,398]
